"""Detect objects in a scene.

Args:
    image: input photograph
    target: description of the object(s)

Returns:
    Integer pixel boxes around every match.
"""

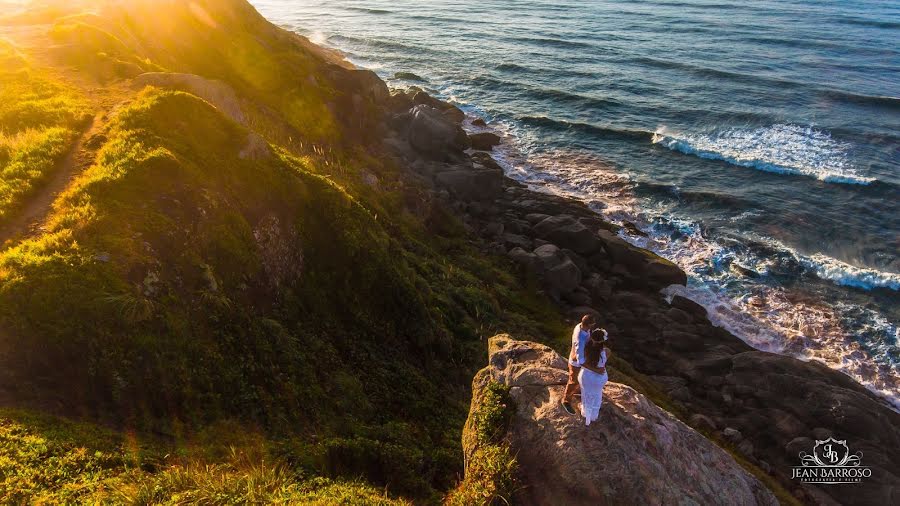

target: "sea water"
[250,0,900,409]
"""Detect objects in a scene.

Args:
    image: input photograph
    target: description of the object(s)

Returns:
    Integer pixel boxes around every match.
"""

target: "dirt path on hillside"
[0,114,103,248]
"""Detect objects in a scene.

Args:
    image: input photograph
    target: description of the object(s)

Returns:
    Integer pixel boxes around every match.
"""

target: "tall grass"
[0,41,89,224]
[118,453,408,505]
[0,408,408,505]
[0,127,78,221]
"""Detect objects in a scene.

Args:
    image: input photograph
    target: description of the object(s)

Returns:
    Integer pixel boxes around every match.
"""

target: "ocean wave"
[627,56,806,89]
[508,36,596,50]
[821,89,900,110]
[344,7,394,15]
[328,33,433,54]
[495,63,529,73]
[519,116,652,140]
[465,76,622,111]
[837,16,900,30]
[799,253,900,291]
[652,124,875,185]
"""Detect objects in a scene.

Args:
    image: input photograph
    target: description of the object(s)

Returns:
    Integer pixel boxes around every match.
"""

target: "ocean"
[249,0,900,409]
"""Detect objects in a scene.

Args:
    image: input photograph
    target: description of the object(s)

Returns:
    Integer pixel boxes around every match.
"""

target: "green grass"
[0,87,565,501]
[448,380,517,506]
[0,42,89,224]
[0,128,78,222]
[0,408,408,505]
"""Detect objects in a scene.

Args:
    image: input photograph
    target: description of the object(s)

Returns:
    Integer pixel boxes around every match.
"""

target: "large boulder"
[532,215,603,255]
[433,161,503,201]
[347,69,390,104]
[468,132,502,151]
[533,244,581,296]
[412,91,465,123]
[595,230,686,289]
[324,65,390,106]
[407,105,470,159]
[465,337,778,506]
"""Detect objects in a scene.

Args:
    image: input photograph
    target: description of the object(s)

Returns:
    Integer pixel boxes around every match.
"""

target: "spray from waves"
[477,130,899,410]
[732,234,900,292]
[638,215,900,411]
[800,253,900,291]
[652,124,875,185]
[308,30,329,45]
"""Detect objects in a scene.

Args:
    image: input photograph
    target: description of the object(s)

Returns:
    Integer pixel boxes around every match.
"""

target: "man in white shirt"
[562,314,595,415]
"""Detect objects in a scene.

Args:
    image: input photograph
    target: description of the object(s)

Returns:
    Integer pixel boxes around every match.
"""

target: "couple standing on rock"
[562,314,610,426]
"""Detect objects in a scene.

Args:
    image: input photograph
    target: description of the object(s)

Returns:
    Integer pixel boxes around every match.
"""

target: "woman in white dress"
[578,328,610,426]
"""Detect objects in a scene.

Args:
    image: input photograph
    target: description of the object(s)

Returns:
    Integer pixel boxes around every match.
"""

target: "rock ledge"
[465,335,778,506]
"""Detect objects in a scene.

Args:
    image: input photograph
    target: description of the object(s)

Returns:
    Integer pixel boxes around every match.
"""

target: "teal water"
[250,0,900,408]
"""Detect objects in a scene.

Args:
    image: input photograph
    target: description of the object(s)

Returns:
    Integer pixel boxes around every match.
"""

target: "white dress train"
[577,349,608,426]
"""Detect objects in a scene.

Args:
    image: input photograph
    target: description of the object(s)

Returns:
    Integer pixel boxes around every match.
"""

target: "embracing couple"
[561,314,610,426]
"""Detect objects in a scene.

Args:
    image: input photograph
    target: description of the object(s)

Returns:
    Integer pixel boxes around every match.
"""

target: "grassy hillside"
[0,1,565,502]
[0,407,406,504]
[0,40,89,224]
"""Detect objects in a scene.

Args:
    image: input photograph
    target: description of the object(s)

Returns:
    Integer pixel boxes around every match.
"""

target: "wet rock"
[669,295,708,320]
[468,132,502,151]
[665,307,692,324]
[411,91,465,123]
[622,221,648,237]
[393,71,426,82]
[729,262,759,278]
[470,151,503,171]
[407,105,470,158]
[595,230,686,289]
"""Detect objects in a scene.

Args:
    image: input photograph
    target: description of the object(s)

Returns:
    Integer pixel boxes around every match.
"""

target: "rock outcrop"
[406,104,470,159]
[468,131,501,151]
[465,336,778,506]
[132,72,246,125]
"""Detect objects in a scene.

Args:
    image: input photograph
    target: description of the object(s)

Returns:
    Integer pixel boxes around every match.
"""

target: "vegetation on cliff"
[0,0,565,502]
[448,379,517,505]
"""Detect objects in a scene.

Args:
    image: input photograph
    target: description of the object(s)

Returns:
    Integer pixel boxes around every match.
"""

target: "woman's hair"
[584,338,605,369]
[591,328,608,342]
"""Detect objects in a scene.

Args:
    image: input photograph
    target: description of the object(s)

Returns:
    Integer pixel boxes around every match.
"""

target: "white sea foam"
[308,30,329,45]
[800,253,900,291]
[652,124,875,185]
[748,235,900,292]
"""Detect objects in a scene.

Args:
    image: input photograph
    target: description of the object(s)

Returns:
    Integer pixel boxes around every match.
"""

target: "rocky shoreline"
[363,81,900,505]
